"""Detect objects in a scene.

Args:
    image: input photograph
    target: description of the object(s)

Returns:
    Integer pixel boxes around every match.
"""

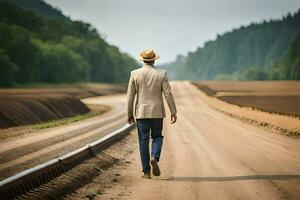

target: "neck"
[144,64,154,68]
[144,63,154,66]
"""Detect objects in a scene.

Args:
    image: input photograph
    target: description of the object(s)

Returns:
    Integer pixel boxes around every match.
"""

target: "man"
[127,49,177,179]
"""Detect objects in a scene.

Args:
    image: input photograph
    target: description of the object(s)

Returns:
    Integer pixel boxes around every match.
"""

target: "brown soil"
[0,83,126,129]
[17,130,136,200]
[0,83,126,99]
[195,81,300,93]
[0,94,126,181]
[59,81,300,200]
[194,81,300,117]
[0,104,109,141]
[0,95,89,128]
[2,82,299,199]
[219,95,300,117]
[192,81,300,136]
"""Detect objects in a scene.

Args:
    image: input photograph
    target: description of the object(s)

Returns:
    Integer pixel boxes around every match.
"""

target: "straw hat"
[139,50,160,61]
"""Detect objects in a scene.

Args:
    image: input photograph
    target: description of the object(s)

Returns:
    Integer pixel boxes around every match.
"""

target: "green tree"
[268,67,280,80]
[0,23,38,83]
[280,33,300,79]
[0,1,138,85]
[33,39,90,83]
[243,68,268,80]
[269,32,300,80]
[165,9,300,80]
[214,74,234,81]
[0,49,18,87]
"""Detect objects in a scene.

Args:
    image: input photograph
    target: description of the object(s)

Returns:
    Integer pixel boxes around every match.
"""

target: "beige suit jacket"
[127,64,177,119]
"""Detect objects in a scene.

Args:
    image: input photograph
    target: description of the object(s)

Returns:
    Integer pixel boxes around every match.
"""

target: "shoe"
[141,173,151,179]
[150,158,161,176]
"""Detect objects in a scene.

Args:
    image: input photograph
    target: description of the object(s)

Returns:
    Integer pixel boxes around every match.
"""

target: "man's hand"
[128,116,135,124]
[171,113,177,124]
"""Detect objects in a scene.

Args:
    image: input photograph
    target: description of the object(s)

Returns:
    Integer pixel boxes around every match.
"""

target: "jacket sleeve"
[127,72,136,117]
[162,71,177,115]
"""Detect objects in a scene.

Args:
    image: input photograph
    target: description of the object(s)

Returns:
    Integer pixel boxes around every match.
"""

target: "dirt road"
[2,81,300,199]
[97,81,300,200]
[0,94,127,180]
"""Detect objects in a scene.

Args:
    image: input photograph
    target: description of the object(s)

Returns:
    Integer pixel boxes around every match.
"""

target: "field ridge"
[192,81,300,137]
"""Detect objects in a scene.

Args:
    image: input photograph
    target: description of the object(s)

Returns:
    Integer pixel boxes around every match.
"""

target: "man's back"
[127,63,177,119]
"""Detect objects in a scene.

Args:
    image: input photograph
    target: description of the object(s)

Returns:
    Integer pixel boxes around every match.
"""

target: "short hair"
[144,60,155,64]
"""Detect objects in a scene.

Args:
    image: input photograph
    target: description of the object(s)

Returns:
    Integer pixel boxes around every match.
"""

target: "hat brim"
[139,52,160,61]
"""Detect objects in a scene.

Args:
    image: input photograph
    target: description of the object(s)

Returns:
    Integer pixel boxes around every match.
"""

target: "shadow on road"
[162,175,300,182]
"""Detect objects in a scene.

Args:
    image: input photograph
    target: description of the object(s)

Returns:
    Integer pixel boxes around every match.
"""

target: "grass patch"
[32,106,109,130]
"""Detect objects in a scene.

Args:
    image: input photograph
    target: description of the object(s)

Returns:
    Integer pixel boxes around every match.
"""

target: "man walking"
[127,49,177,179]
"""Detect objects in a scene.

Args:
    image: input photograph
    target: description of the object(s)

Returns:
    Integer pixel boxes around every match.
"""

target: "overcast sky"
[45,0,300,63]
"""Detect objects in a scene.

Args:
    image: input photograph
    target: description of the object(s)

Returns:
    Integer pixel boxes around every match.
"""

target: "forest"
[165,10,300,81]
[0,0,138,87]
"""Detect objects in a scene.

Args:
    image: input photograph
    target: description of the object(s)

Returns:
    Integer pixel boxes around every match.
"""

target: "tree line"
[0,0,138,87]
[165,10,300,81]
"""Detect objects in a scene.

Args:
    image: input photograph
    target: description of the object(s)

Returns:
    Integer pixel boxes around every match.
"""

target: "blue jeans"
[136,118,164,173]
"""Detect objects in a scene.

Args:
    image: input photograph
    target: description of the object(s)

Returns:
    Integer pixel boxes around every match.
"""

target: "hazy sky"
[45,0,300,63]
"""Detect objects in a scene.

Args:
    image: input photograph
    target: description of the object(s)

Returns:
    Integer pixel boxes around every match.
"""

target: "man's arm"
[127,72,136,124]
[162,72,177,124]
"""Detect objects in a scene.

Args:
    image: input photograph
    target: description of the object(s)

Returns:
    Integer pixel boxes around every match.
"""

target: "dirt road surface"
[2,81,300,199]
[0,94,127,180]
[96,81,300,200]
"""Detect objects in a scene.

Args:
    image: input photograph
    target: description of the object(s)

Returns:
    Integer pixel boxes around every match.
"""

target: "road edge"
[0,123,135,200]
[190,81,300,137]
